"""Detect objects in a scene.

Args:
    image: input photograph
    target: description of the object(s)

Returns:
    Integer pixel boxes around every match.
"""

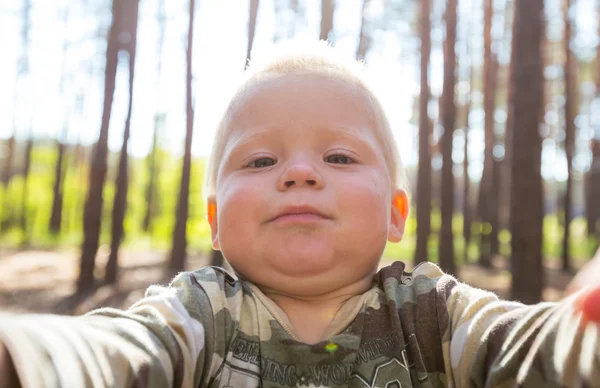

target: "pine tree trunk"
[439,0,458,276]
[20,138,33,244]
[510,0,545,304]
[49,6,71,235]
[169,0,196,272]
[245,0,259,69]
[478,0,498,267]
[562,0,576,272]
[49,134,67,234]
[1,136,16,231]
[463,91,472,253]
[106,0,139,284]
[463,14,475,253]
[356,0,372,61]
[143,0,166,233]
[414,0,432,266]
[143,128,159,232]
[320,0,334,41]
[77,0,121,293]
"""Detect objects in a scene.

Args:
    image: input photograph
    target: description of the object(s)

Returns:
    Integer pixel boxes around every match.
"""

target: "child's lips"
[273,212,328,223]
[270,205,330,223]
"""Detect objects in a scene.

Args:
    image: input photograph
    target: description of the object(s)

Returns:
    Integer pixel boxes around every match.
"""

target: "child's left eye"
[325,154,354,164]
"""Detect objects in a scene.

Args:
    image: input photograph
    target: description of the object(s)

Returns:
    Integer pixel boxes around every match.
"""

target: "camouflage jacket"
[0,261,598,387]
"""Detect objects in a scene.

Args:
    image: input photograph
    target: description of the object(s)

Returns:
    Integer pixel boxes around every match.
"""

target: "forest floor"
[0,248,585,315]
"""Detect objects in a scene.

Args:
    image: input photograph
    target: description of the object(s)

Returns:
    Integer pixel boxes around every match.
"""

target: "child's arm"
[0,271,215,388]
[435,268,600,387]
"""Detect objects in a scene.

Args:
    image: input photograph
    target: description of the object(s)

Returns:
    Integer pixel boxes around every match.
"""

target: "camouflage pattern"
[0,261,598,387]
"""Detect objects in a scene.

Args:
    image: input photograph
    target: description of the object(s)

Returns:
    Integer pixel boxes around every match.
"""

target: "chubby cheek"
[216,178,267,252]
[336,173,390,244]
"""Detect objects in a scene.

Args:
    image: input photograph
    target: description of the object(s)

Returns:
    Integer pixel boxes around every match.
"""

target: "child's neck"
[259,278,373,344]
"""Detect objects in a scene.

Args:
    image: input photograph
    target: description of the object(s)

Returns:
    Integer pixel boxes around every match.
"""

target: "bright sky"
[0,0,598,182]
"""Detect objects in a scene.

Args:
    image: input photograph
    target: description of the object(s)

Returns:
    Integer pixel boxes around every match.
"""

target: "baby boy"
[0,44,599,388]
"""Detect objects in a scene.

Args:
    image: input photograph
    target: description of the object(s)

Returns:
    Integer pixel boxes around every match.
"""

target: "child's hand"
[566,247,600,324]
[565,247,600,296]
[579,287,600,324]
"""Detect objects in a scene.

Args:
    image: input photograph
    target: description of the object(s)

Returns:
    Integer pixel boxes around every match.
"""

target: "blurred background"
[0,0,598,314]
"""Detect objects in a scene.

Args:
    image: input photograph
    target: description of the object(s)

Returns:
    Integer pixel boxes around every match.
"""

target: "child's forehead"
[227,73,376,125]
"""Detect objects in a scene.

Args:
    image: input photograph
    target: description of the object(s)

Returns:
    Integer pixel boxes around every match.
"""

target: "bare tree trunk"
[143,127,160,232]
[106,0,139,284]
[463,69,473,255]
[587,3,600,240]
[3,0,31,232]
[478,0,498,267]
[77,0,121,293]
[320,0,334,41]
[562,0,576,272]
[414,0,432,266]
[1,136,16,231]
[2,137,15,187]
[169,0,196,272]
[143,0,166,233]
[510,0,545,303]
[439,0,458,276]
[356,0,372,61]
[245,0,259,69]
[20,137,33,244]
[49,127,68,234]
[50,7,71,235]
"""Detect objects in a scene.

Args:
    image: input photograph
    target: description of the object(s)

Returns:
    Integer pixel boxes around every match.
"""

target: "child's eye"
[325,154,354,164]
[247,157,276,168]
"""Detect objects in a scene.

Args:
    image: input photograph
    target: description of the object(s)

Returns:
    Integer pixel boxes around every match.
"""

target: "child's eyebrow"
[224,125,378,157]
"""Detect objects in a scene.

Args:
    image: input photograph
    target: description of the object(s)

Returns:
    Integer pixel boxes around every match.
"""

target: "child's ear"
[388,189,408,243]
[206,195,220,250]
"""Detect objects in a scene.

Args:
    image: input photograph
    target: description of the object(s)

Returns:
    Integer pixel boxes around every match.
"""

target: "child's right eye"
[247,157,276,168]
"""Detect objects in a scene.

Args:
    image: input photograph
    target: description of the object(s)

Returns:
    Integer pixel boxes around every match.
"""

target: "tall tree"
[587,3,600,240]
[561,0,577,272]
[356,0,373,61]
[77,0,122,292]
[105,0,140,284]
[463,49,474,255]
[510,0,545,304]
[245,0,260,69]
[20,136,33,243]
[320,0,334,41]
[3,0,31,231]
[169,0,196,272]
[414,0,432,266]
[143,0,166,233]
[50,7,71,235]
[439,0,458,275]
[477,0,498,267]
[500,1,515,245]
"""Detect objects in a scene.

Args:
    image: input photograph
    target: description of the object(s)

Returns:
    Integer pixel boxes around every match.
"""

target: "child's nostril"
[307,180,316,185]
[285,181,295,187]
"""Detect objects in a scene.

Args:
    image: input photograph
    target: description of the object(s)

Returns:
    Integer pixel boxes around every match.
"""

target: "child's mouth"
[273,213,328,223]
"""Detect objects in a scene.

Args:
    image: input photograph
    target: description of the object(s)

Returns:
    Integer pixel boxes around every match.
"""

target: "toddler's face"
[208,74,406,295]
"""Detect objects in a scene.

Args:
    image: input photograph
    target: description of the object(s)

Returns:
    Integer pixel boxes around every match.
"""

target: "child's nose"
[277,162,324,191]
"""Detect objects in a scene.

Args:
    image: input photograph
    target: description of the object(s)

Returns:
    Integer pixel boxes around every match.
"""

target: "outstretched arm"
[435,269,600,387]
[0,273,210,388]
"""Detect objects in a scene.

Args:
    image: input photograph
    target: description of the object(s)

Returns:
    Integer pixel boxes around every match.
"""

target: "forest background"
[0,0,599,314]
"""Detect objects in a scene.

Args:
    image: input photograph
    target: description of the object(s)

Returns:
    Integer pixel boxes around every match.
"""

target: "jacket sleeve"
[0,272,211,388]
[435,274,600,387]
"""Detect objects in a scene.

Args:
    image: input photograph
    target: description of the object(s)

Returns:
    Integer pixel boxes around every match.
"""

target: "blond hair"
[204,42,406,197]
